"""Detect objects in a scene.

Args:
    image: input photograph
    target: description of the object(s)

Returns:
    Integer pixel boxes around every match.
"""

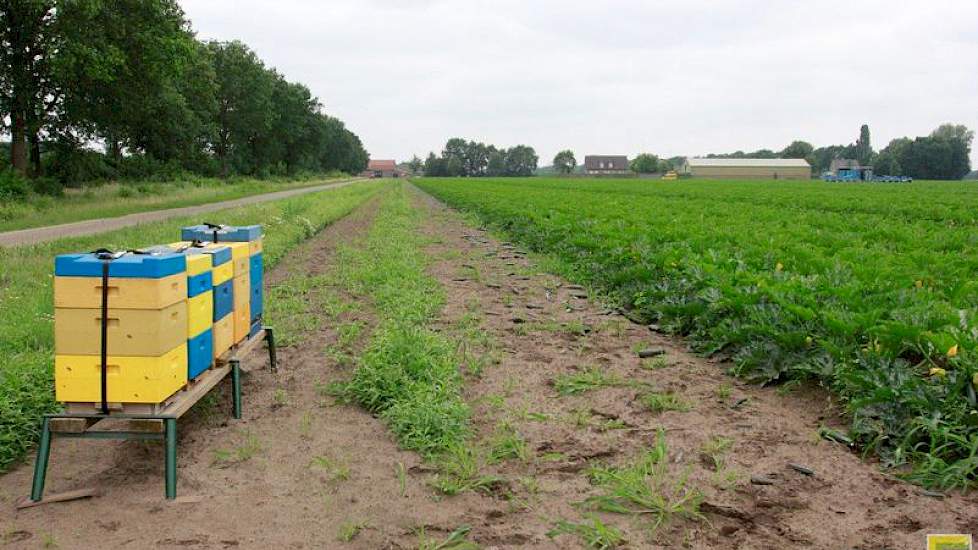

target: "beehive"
[188,328,213,380]
[54,251,189,405]
[213,314,234,358]
[232,274,250,342]
[181,225,264,334]
[55,345,187,403]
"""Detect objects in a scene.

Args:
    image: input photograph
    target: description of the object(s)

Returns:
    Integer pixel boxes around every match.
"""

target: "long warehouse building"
[684,158,812,180]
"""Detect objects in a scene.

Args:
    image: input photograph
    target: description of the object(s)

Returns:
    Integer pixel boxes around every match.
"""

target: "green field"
[0,180,385,470]
[0,175,351,233]
[417,177,978,488]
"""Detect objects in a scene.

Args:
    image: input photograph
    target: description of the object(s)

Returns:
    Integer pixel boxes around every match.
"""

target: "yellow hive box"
[54,273,185,310]
[249,238,263,256]
[223,242,250,276]
[213,314,234,359]
[188,291,213,337]
[233,275,250,342]
[185,254,211,276]
[55,302,187,357]
[212,261,233,286]
[55,344,187,404]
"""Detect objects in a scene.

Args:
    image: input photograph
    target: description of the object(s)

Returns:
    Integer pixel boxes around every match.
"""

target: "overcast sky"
[182,0,978,167]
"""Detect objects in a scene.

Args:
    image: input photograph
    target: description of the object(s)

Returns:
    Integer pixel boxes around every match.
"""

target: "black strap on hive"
[92,250,125,415]
[203,222,223,244]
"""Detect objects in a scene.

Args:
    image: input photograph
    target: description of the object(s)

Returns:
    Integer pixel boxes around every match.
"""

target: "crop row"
[416,177,978,489]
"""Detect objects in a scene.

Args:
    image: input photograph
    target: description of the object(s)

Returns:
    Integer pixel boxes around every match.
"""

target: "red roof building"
[365,159,398,178]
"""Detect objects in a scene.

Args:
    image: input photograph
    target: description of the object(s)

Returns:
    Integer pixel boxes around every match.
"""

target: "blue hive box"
[213,279,234,321]
[249,254,264,321]
[181,225,263,243]
[55,252,185,279]
[188,328,214,380]
[187,271,213,298]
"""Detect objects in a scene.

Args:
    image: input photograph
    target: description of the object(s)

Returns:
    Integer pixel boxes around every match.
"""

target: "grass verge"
[0,174,355,233]
[0,180,385,471]
[329,183,470,457]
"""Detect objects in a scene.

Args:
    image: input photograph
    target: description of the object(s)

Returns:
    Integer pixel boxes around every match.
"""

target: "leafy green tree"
[407,155,422,174]
[553,150,576,175]
[487,148,505,176]
[855,124,873,165]
[780,140,813,159]
[630,153,660,173]
[503,145,538,176]
[423,152,445,176]
[207,40,275,177]
[0,0,59,175]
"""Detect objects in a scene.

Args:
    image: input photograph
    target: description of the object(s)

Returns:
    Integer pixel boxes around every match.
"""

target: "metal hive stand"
[24,327,277,506]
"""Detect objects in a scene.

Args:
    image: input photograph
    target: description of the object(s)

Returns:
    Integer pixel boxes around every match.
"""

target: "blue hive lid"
[180,224,262,243]
[55,251,186,278]
[178,243,232,266]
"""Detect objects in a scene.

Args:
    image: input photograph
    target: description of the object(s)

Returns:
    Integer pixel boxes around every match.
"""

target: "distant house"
[584,155,630,176]
[365,159,397,178]
[683,158,811,180]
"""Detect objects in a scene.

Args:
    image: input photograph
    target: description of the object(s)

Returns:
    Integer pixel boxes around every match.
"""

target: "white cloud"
[182,0,978,166]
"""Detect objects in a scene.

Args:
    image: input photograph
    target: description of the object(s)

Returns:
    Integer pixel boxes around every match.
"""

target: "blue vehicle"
[822,164,911,183]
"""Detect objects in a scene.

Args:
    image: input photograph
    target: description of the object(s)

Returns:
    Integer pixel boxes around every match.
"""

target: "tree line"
[707,123,973,180]
[421,138,538,177]
[0,0,368,189]
[551,150,685,175]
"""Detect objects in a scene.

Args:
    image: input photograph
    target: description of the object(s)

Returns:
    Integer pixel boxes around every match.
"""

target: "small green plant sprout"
[640,356,669,370]
[714,383,732,400]
[396,461,408,497]
[416,524,480,550]
[299,411,313,439]
[310,455,351,482]
[711,469,742,491]
[488,424,529,464]
[547,516,625,550]
[553,367,627,396]
[700,436,734,470]
[272,388,288,408]
[431,444,502,496]
[337,520,368,542]
[642,391,691,414]
[583,429,704,533]
[212,433,263,467]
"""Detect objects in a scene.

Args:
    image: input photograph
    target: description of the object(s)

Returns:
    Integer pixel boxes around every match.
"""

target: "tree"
[630,153,660,173]
[0,0,59,175]
[855,124,873,165]
[207,41,274,177]
[423,152,445,176]
[553,150,576,175]
[407,155,422,174]
[487,148,505,177]
[503,145,537,176]
[780,140,813,159]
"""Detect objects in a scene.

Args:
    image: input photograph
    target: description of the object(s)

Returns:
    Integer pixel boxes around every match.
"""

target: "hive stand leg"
[29,418,53,502]
[230,360,242,420]
[265,327,277,372]
[164,418,177,500]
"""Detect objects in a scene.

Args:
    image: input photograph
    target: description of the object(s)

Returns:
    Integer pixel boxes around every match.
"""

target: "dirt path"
[0,178,365,248]
[1,184,975,549]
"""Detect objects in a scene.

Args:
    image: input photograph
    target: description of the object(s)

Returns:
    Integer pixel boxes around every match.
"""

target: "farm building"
[365,159,398,178]
[829,159,873,179]
[683,158,811,180]
[584,155,630,175]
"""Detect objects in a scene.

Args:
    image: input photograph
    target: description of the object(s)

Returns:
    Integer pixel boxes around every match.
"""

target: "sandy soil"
[0,185,975,549]
[0,177,364,248]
